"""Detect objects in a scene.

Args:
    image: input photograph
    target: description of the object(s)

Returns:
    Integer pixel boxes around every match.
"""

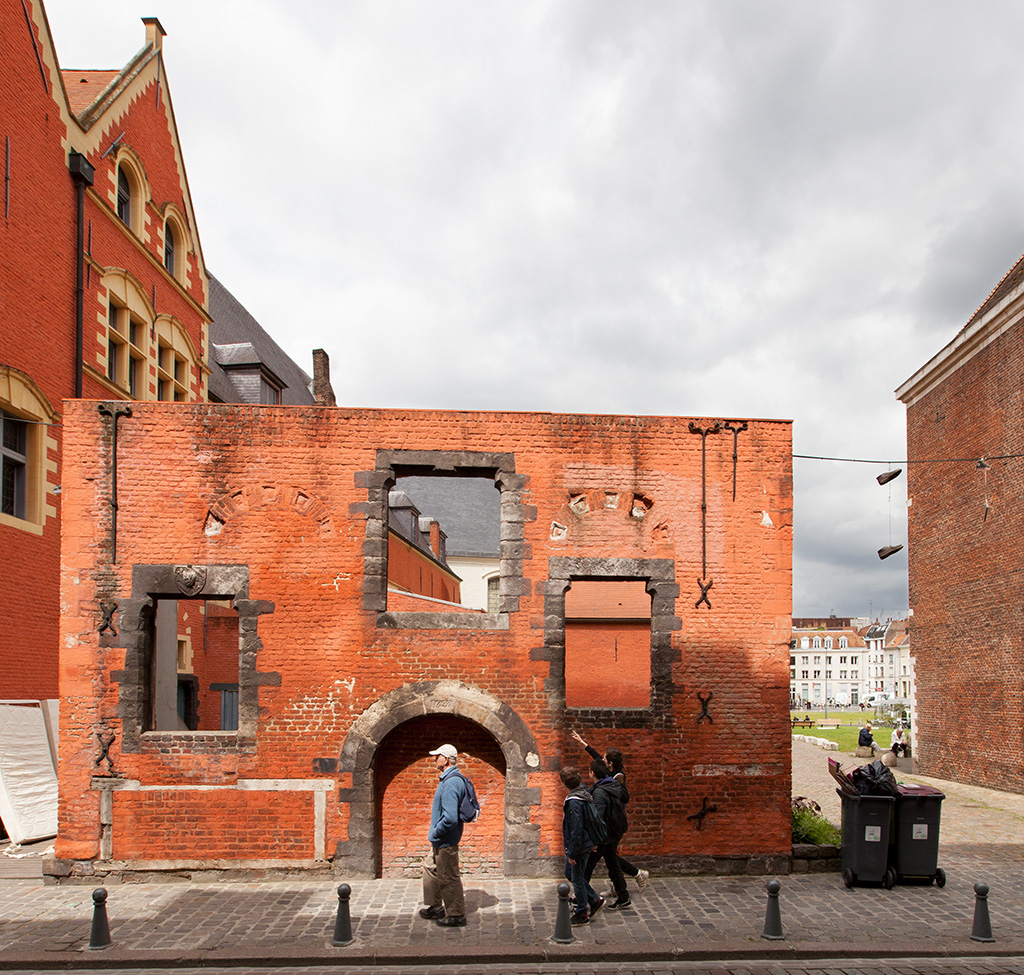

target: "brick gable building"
[1,3,314,707]
[897,252,1024,795]
[55,404,792,879]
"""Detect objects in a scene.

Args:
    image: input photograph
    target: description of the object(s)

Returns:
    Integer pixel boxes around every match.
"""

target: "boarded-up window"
[564,580,650,708]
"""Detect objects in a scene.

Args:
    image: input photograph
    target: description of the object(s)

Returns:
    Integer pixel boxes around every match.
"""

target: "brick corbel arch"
[335,680,542,877]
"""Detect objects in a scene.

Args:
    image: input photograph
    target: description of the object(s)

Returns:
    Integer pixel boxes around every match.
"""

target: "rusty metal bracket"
[97,403,132,563]
[722,421,747,501]
[687,796,718,830]
[689,421,720,608]
[697,691,714,724]
[98,601,118,636]
[95,730,117,775]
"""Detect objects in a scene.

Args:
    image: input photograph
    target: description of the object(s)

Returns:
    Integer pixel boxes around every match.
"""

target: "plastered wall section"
[58,401,793,870]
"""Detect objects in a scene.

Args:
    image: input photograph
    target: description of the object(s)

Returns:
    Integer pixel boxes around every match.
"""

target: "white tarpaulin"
[0,704,58,844]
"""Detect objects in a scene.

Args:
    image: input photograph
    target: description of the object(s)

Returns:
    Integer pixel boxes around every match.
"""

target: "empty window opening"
[386,474,500,613]
[148,598,239,731]
[564,580,651,709]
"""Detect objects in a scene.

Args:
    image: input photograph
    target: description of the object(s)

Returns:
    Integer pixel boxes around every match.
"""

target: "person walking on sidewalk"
[585,759,632,910]
[419,743,468,928]
[571,729,649,891]
[560,766,605,925]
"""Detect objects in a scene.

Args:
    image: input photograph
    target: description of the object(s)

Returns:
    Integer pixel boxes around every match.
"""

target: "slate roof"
[394,476,500,558]
[207,274,313,405]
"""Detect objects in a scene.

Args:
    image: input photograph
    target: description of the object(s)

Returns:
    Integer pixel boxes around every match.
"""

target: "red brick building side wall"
[57,402,792,876]
[0,0,76,700]
[904,321,1024,794]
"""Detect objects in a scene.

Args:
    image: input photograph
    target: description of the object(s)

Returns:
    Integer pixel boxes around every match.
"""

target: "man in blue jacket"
[419,743,467,927]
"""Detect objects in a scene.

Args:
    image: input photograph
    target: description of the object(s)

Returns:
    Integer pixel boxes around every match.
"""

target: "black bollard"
[551,881,574,944]
[331,883,354,946]
[88,887,112,950]
[970,882,995,942]
[761,878,784,940]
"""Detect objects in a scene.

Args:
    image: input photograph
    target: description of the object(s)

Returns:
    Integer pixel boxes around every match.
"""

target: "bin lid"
[897,784,945,799]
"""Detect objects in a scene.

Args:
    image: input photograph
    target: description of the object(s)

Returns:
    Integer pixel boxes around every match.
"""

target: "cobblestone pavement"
[0,742,1019,970]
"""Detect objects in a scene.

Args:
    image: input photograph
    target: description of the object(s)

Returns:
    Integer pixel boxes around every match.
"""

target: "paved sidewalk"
[0,744,1019,970]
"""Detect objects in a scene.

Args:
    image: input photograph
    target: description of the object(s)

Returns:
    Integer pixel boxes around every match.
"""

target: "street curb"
[3,939,1024,970]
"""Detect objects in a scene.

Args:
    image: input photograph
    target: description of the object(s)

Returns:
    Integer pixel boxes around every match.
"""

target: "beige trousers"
[422,844,465,918]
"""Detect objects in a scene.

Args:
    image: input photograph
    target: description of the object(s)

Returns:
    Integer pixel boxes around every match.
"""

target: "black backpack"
[594,782,628,840]
[582,797,609,845]
[452,770,481,823]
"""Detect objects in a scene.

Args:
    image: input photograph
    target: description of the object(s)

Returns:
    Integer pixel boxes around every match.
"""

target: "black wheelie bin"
[892,783,946,886]
[838,789,896,888]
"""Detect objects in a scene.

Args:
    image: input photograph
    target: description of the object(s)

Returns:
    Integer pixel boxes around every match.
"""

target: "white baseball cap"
[429,744,458,760]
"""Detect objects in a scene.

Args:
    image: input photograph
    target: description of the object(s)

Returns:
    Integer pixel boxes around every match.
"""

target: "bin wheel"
[883,868,896,890]
[935,868,946,888]
[842,868,854,888]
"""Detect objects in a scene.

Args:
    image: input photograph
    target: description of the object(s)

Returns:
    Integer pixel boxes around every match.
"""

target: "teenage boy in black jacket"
[586,759,631,909]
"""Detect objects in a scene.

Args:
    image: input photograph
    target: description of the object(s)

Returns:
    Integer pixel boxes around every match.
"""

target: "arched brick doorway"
[335,680,542,877]
[375,714,506,877]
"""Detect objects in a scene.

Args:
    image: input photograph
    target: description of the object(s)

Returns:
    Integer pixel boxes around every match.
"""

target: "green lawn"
[789,712,863,752]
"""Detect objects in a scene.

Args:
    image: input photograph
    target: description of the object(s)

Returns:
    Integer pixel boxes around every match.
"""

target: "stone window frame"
[539,556,680,725]
[112,563,277,754]
[357,450,529,630]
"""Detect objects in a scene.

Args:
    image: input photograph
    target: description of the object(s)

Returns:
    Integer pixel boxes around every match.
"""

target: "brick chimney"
[312,349,337,406]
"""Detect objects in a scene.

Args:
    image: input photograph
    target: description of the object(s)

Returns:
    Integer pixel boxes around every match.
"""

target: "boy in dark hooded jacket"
[559,766,605,925]
[586,759,631,909]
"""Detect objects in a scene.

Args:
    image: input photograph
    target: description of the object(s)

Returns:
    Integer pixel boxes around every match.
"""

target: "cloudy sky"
[43,1,1024,621]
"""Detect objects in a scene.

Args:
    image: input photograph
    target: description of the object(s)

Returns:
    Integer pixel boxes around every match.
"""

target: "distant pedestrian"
[560,766,605,925]
[586,759,632,910]
[571,730,649,891]
[419,744,467,928]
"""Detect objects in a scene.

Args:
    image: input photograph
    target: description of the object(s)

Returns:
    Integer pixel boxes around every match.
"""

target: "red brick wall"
[112,789,313,860]
[905,320,1024,793]
[57,402,793,871]
[0,0,75,700]
[387,532,462,604]
[565,621,651,708]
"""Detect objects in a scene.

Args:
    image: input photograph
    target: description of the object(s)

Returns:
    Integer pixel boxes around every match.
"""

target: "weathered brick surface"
[58,402,793,876]
[904,318,1024,794]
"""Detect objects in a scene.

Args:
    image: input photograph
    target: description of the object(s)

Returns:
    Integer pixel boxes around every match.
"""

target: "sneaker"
[589,896,605,918]
[635,869,649,891]
[436,914,467,927]
[608,896,632,910]
[418,905,445,919]
[570,911,590,926]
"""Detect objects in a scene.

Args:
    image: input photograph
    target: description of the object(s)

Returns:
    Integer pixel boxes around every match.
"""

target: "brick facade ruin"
[54,401,793,880]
